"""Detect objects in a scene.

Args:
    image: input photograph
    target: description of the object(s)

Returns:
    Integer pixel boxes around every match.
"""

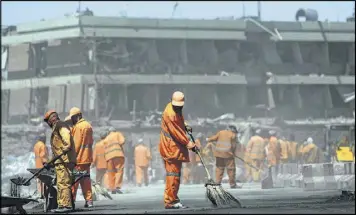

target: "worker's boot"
[111,190,117,194]
[84,201,93,208]
[115,188,123,194]
[165,202,189,209]
[51,207,73,213]
[230,184,242,189]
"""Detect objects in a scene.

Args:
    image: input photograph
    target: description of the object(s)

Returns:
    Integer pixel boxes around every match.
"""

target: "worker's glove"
[185,125,192,134]
[187,141,197,151]
[192,146,200,154]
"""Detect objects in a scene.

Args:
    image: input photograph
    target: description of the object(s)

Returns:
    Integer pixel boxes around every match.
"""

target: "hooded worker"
[301,137,319,164]
[159,91,198,209]
[33,132,48,199]
[92,131,108,186]
[266,130,281,167]
[104,127,126,194]
[206,124,240,189]
[69,107,94,208]
[43,109,77,213]
[245,129,265,182]
[134,138,152,187]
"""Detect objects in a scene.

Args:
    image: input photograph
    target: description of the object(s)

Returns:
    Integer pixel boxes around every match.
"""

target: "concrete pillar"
[155,85,160,110]
[320,43,330,66]
[295,86,303,109]
[260,41,282,64]
[147,39,160,64]
[291,42,304,64]
[48,86,66,113]
[66,84,84,112]
[346,43,355,75]
[267,86,275,109]
[180,40,188,65]
[213,86,220,109]
[324,86,333,109]
[203,40,218,65]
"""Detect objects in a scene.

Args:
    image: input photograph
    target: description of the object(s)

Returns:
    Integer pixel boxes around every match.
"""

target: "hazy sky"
[1,1,354,26]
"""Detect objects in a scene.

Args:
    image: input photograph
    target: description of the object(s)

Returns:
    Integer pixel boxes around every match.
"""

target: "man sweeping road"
[159,91,199,209]
[206,125,241,189]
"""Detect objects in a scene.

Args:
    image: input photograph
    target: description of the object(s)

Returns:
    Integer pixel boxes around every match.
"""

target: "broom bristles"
[206,184,241,208]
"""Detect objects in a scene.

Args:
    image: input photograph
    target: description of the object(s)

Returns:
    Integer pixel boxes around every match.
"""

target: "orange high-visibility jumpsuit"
[71,118,93,202]
[92,139,107,185]
[50,121,77,208]
[246,135,266,182]
[182,139,202,184]
[34,140,49,197]
[134,143,152,186]
[104,131,125,191]
[207,130,238,188]
[279,139,289,164]
[266,136,280,167]
[159,102,194,208]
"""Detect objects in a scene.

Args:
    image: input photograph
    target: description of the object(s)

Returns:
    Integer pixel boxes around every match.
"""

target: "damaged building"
[1,10,355,125]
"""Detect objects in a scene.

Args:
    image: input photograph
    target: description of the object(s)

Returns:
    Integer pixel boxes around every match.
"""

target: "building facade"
[1,15,355,124]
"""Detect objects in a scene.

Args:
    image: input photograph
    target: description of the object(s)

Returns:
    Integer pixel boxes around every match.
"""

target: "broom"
[187,131,242,208]
[91,179,113,200]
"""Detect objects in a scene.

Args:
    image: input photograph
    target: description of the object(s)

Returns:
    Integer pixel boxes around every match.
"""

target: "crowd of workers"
[31,90,353,212]
[34,107,152,212]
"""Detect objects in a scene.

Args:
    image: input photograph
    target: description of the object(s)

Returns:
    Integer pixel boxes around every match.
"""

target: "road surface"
[21,183,355,214]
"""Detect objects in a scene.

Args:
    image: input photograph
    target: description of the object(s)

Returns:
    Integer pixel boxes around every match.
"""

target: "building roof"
[1,16,355,46]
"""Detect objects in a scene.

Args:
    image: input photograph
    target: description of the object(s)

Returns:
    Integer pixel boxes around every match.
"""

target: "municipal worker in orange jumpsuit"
[43,110,77,213]
[207,125,240,189]
[33,133,48,199]
[104,127,126,194]
[134,138,152,187]
[159,91,199,209]
[69,107,94,208]
[266,130,281,168]
[92,131,108,185]
[245,129,266,182]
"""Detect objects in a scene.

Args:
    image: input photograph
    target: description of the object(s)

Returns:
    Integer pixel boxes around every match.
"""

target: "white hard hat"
[307,137,313,144]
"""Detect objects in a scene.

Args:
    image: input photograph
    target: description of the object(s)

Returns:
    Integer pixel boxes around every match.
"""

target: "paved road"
[22,183,355,214]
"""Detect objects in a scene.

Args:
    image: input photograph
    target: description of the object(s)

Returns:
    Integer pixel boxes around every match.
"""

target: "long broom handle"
[22,150,67,185]
[234,155,260,171]
[187,132,212,181]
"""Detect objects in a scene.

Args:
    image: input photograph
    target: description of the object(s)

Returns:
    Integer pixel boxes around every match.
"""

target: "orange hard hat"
[44,109,57,122]
[171,91,185,107]
[69,107,81,117]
